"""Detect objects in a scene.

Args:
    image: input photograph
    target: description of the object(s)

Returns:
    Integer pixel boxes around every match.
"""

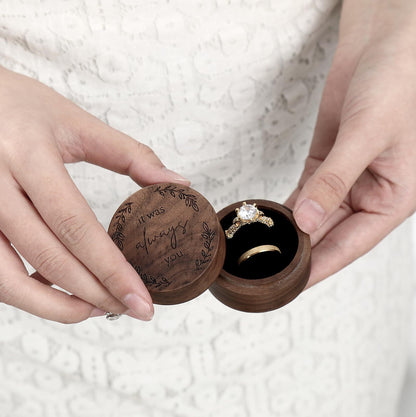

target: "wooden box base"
[210,200,311,312]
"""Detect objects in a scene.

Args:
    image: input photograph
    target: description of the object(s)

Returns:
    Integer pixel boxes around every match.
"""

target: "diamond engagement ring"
[225,202,274,239]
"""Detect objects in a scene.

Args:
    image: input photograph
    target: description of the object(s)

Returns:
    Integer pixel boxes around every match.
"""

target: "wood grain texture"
[108,183,225,305]
[210,200,311,313]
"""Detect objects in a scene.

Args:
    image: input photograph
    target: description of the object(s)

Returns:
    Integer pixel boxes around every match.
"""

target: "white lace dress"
[0,1,413,417]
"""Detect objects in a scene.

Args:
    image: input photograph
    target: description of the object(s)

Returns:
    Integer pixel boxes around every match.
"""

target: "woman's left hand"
[286,0,416,287]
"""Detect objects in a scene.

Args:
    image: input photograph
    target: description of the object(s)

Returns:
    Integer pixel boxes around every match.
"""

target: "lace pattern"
[0,1,413,416]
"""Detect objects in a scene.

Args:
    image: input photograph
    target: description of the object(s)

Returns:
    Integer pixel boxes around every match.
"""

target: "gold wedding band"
[225,202,274,239]
[238,244,282,265]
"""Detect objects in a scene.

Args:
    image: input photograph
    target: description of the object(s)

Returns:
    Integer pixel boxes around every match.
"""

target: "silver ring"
[105,312,122,321]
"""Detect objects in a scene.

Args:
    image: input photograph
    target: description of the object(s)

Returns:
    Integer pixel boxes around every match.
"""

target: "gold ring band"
[238,244,282,265]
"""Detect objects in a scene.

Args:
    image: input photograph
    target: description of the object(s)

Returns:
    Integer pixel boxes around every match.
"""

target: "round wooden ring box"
[108,183,311,312]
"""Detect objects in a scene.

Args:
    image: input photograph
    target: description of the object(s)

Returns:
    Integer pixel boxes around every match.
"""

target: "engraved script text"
[136,220,189,255]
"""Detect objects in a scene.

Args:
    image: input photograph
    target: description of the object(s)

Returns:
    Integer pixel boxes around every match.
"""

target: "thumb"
[293,122,385,234]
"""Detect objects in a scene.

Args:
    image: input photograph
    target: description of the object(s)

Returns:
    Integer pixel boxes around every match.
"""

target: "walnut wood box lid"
[108,183,311,312]
[108,183,226,305]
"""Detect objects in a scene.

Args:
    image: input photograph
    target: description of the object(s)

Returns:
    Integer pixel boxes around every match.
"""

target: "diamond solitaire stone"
[225,202,273,238]
[238,204,257,221]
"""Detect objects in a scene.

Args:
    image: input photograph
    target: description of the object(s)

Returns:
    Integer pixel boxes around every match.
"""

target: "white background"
[398,219,416,416]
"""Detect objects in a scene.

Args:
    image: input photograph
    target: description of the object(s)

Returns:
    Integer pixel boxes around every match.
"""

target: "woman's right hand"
[0,66,189,323]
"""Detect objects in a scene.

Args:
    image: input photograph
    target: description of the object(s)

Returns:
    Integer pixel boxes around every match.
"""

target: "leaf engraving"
[110,202,133,250]
[131,264,171,289]
[195,221,216,270]
[154,185,199,212]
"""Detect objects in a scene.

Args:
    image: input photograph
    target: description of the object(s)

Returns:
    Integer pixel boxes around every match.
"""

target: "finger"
[284,156,322,212]
[293,116,387,235]
[288,50,362,224]
[10,148,154,320]
[308,82,342,161]
[0,176,127,315]
[308,46,362,161]
[66,111,189,186]
[286,180,352,252]
[306,210,398,288]
[0,231,103,323]
[308,203,352,247]
[286,187,352,246]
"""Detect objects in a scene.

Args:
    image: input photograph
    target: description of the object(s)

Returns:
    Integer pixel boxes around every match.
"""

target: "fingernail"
[162,168,191,185]
[294,199,326,234]
[123,293,154,321]
[89,308,106,318]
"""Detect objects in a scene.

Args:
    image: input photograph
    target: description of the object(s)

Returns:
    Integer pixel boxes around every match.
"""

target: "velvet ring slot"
[220,205,299,279]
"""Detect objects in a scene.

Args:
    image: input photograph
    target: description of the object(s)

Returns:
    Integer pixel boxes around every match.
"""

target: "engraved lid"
[108,183,225,305]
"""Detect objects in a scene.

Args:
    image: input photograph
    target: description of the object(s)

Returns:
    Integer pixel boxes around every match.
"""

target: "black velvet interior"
[220,207,298,279]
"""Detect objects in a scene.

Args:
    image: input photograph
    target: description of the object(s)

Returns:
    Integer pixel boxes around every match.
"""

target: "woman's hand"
[0,66,189,323]
[286,0,416,287]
